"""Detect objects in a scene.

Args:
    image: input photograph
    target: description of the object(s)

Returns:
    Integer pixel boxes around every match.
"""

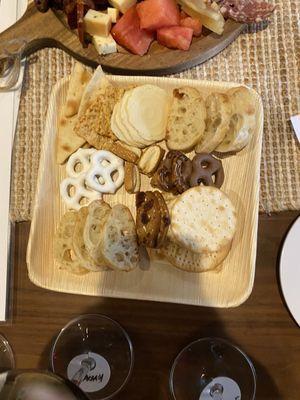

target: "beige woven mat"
[10,0,300,222]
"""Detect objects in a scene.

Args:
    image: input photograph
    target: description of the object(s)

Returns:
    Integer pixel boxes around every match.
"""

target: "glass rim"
[169,336,257,400]
[50,313,134,400]
[0,333,15,370]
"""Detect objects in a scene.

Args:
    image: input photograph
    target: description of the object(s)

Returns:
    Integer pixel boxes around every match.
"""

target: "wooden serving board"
[26,75,263,308]
[0,2,245,75]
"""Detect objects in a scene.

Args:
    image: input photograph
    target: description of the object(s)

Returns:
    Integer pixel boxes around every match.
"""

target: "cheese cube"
[107,7,119,23]
[108,0,137,14]
[84,10,112,37]
[92,34,117,55]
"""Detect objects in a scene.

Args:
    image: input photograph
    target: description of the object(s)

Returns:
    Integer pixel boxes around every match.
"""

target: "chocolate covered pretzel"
[190,153,224,188]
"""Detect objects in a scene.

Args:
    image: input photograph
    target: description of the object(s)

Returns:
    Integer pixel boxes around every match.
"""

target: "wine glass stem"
[210,383,224,400]
[71,356,96,386]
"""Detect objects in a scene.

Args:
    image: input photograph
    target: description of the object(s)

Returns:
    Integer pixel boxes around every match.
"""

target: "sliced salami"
[218,0,275,23]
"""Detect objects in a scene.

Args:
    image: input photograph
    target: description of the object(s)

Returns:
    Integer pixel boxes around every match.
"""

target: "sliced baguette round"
[171,186,237,254]
[83,200,111,265]
[166,87,206,152]
[100,204,139,271]
[215,86,256,153]
[73,206,107,272]
[159,239,231,272]
[54,211,89,275]
[195,92,232,153]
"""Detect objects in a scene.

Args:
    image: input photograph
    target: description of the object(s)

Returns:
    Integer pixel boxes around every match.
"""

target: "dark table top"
[1,211,299,399]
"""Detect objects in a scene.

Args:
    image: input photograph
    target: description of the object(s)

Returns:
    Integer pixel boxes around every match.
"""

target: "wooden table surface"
[1,211,299,399]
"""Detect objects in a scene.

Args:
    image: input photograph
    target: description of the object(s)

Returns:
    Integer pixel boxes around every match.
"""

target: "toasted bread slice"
[166,87,206,152]
[83,200,111,266]
[100,205,139,271]
[53,211,89,275]
[195,92,232,153]
[215,87,256,153]
[73,206,107,272]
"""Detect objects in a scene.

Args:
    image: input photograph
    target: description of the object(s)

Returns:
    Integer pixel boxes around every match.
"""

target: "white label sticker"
[291,115,300,143]
[199,376,241,400]
[67,352,111,393]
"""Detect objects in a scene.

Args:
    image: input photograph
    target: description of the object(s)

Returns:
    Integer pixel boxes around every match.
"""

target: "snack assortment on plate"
[34,0,275,55]
[54,64,258,274]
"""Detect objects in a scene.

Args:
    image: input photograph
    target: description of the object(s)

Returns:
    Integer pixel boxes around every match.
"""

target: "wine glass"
[0,38,26,91]
[0,370,89,399]
[0,334,14,373]
[170,337,256,400]
[51,314,134,400]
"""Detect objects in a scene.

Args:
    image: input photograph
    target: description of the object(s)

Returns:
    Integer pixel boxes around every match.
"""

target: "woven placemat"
[10,0,299,222]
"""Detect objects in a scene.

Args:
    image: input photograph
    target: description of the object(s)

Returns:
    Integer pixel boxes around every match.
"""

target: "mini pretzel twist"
[85,150,125,194]
[190,153,224,188]
[66,148,96,178]
[60,175,102,211]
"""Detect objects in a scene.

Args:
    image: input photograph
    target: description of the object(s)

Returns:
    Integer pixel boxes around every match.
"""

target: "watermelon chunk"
[157,26,193,50]
[136,0,180,31]
[180,16,202,37]
[111,6,154,56]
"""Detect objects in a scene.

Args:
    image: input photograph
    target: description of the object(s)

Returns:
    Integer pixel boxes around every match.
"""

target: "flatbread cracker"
[56,114,85,165]
[64,63,92,117]
[56,62,92,164]
[171,186,237,253]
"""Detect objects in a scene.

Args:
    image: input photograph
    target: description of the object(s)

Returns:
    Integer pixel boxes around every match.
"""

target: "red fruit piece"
[111,6,154,56]
[136,0,180,31]
[157,26,193,50]
[180,16,202,37]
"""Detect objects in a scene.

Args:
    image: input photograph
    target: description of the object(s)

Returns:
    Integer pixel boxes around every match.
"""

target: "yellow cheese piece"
[84,9,112,37]
[107,7,119,23]
[108,0,137,14]
[92,34,117,55]
[178,0,225,35]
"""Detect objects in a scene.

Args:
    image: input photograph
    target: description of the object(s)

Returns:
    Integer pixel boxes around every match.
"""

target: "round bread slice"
[166,87,206,152]
[195,92,232,153]
[100,204,140,271]
[54,211,89,275]
[83,200,111,265]
[215,86,256,153]
[73,206,107,272]
[171,186,237,253]
[159,239,231,272]
[126,85,170,143]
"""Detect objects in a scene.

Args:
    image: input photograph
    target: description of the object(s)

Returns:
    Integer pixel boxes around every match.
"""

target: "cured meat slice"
[218,0,275,23]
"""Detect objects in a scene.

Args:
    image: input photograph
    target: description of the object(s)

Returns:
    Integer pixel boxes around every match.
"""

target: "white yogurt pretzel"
[85,150,124,194]
[66,148,97,178]
[60,175,102,211]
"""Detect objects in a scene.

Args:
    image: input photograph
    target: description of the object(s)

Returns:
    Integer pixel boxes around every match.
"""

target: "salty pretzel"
[136,191,162,248]
[60,175,102,211]
[85,150,124,194]
[190,153,224,188]
[66,148,96,178]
